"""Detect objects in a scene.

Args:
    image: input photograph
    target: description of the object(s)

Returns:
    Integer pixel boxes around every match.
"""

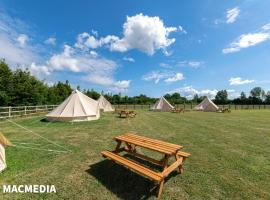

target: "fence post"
[24,106,27,115]
[191,102,193,109]
[253,104,254,109]
[259,105,260,110]
[8,106,11,118]
[235,104,236,110]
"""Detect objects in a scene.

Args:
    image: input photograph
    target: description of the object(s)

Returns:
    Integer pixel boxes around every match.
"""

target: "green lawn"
[0,110,270,200]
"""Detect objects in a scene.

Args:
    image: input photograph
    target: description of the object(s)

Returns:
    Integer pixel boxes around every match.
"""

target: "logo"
[2,185,56,193]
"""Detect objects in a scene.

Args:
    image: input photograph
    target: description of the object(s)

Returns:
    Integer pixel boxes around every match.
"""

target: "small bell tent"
[151,96,174,112]
[194,97,219,112]
[46,90,100,122]
[98,95,114,112]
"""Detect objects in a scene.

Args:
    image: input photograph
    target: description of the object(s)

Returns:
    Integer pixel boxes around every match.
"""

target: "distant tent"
[194,97,219,112]
[98,95,114,112]
[151,96,174,112]
[46,90,100,122]
[0,132,12,173]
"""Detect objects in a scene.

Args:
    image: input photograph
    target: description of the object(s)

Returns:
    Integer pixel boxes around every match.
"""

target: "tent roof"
[152,96,174,110]
[0,132,12,146]
[46,90,99,118]
[194,97,219,111]
[98,95,114,111]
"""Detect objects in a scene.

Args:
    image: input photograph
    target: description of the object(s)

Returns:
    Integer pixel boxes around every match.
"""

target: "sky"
[0,0,270,99]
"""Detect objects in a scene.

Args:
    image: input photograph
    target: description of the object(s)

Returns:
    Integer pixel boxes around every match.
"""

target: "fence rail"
[1,104,270,120]
[0,105,58,119]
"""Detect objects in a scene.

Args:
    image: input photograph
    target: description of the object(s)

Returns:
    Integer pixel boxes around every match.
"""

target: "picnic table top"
[115,133,183,155]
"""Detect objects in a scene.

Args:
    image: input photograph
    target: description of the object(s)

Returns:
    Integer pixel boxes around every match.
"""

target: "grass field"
[0,110,270,200]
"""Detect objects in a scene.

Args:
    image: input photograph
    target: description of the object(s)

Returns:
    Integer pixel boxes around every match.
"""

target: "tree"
[265,91,270,104]
[250,87,265,104]
[214,90,228,104]
[0,60,13,105]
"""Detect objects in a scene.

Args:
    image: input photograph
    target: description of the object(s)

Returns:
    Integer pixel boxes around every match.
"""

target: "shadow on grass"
[86,155,179,200]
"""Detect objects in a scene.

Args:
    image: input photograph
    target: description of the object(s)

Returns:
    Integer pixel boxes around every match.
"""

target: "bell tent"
[0,132,12,173]
[46,90,100,122]
[98,95,114,112]
[151,96,174,112]
[194,97,219,112]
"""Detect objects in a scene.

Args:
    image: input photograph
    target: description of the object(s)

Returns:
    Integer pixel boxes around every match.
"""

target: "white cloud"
[17,34,28,46]
[123,56,135,62]
[164,73,184,83]
[229,77,255,85]
[159,63,172,68]
[74,13,178,55]
[44,37,56,45]
[142,70,184,84]
[90,50,98,57]
[177,60,203,68]
[30,62,51,76]
[262,22,270,30]
[47,45,130,91]
[0,13,39,66]
[142,71,170,84]
[223,32,270,53]
[226,7,240,24]
[178,26,187,34]
[113,80,131,91]
[111,13,177,55]
[169,86,218,99]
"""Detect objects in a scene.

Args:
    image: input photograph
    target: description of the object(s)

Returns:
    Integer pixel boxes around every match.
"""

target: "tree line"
[1,60,270,106]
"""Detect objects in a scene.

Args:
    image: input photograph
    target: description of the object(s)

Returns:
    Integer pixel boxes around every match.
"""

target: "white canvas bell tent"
[194,97,219,112]
[98,95,114,112]
[151,96,174,112]
[0,132,12,173]
[46,90,100,122]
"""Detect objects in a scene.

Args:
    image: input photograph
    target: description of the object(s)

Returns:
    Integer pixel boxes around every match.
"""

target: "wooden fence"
[0,105,58,119]
[1,104,270,119]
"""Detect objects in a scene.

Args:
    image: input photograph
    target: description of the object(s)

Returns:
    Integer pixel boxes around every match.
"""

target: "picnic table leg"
[157,154,169,198]
[175,154,184,174]
[113,141,122,153]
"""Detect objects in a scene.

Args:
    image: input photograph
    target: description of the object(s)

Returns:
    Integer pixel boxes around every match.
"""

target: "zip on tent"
[3,119,72,154]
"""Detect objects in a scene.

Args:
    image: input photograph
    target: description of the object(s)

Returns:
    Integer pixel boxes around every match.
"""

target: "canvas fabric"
[151,96,174,112]
[46,90,100,121]
[98,95,114,112]
[194,97,219,112]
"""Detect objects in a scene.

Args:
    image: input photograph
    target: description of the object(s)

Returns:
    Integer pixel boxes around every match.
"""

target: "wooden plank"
[118,135,179,154]
[126,133,182,149]
[116,134,182,154]
[177,151,191,158]
[115,136,174,155]
[117,134,179,151]
[101,151,163,182]
[162,157,183,177]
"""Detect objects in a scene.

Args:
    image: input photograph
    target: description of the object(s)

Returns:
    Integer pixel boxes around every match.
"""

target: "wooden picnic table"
[118,110,136,118]
[101,133,191,198]
[171,108,185,113]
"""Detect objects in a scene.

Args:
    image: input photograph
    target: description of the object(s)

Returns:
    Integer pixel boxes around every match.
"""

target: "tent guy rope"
[6,119,72,153]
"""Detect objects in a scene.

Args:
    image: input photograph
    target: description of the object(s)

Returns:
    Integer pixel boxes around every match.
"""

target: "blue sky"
[0,0,270,98]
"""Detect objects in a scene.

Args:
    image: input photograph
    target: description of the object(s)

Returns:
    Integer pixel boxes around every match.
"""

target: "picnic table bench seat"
[101,150,163,183]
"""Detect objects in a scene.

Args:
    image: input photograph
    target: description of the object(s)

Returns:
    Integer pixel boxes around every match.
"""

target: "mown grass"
[0,110,269,200]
